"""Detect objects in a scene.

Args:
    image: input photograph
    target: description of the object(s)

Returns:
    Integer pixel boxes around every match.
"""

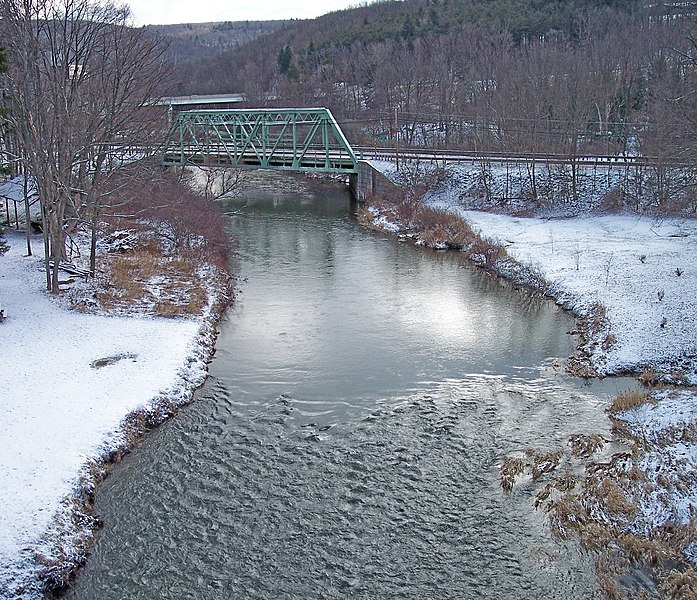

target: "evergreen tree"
[277,45,293,74]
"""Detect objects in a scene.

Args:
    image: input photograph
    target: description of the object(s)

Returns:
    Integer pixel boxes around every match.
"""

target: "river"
[67,173,630,599]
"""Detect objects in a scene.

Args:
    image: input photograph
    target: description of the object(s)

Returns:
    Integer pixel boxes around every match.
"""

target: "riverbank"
[0,228,230,598]
[360,160,697,597]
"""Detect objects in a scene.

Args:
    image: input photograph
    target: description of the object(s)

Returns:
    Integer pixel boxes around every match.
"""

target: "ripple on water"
[70,377,606,600]
[67,185,611,599]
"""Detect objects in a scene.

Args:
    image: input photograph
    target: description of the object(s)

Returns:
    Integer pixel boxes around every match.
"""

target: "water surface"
[68,173,628,599]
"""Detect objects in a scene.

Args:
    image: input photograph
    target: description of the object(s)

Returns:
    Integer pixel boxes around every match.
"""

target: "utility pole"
[395,106,400,171]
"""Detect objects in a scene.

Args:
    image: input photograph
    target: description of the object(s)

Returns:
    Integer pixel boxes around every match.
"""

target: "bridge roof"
[157,93,246,106]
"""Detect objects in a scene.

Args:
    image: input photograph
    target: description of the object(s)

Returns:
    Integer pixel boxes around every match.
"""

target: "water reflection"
[68,173,622,599]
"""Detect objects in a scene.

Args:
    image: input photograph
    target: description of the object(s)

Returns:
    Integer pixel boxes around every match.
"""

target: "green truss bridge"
[161,107,358,174]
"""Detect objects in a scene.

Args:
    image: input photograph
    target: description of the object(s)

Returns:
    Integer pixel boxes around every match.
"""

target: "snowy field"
[436,209,697,378]
[0,230,216,598]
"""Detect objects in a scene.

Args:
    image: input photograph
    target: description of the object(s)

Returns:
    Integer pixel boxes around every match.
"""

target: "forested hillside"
[148,20,285,94]
[170,0,648,96]
[165,0,697,212]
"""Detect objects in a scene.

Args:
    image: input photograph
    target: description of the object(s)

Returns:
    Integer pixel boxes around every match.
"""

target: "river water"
[68,173,630,599]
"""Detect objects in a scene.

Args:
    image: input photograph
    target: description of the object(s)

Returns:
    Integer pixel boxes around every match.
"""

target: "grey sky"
[126,0,363,25]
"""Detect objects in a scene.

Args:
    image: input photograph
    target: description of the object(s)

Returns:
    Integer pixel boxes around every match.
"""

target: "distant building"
[0,175,40,229]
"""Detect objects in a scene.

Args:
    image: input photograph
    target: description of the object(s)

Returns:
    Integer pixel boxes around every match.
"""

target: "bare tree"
[185,165,246,201]
[1,0,169,291]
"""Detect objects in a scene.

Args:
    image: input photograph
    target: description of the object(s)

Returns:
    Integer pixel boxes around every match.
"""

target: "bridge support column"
[350,160,400,201]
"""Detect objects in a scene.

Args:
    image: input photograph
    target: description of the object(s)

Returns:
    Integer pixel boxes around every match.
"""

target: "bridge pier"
[350,160,400,201]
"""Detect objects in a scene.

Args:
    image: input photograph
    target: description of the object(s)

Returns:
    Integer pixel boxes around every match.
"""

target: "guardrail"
[352,146,691,168]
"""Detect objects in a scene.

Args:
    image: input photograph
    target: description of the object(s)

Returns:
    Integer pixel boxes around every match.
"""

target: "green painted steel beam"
[161,107,358,174]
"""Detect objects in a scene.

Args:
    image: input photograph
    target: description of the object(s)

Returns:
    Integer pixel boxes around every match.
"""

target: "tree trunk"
[90,211,98,276]
[23,174,32,256]
[48,210,65,293]
[41,203,51,291]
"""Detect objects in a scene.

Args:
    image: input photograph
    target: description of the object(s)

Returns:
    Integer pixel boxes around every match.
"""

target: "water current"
[68,173,632,599]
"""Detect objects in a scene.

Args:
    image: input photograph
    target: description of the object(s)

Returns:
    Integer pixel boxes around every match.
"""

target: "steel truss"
[161,108,358,174]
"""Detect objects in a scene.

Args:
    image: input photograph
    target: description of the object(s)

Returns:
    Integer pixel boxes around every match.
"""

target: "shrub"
[107,166,232,272]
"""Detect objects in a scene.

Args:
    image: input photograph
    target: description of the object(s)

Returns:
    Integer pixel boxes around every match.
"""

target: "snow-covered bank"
[432,209,697,378]
[0,230,222,598]
[362,159,697,593]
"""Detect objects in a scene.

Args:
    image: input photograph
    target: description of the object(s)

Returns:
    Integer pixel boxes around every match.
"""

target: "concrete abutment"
[349,160,400,201]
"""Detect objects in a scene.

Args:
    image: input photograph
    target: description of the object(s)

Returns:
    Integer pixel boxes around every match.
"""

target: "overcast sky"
[126,0,363,25]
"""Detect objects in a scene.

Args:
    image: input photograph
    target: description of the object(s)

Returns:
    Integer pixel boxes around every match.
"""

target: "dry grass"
[569,433,606,458]
[594,551,625,600]
[586,302,609,335]
[540,439,697,600]
[525,448,563,480]
[591,478,638,518]
[361,198,508,264]
[500,456,526,492]
[607,390,656,414]
[670,370,689,385]
[501,422,697,599]
[638,369,660,386]
[93,245,209,317]
[500,448,565,493]
[546,494,588,540]
[465,238,508,266]
[660,569,697,599]
[602,333,617,351]
[567,355,601,378]
[555,472,579,492]
[535,472,579,508]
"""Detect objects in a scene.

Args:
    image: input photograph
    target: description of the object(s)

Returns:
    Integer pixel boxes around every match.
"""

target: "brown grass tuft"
[659,569,697,600]
[623,534,669,567]
[569,433,606,458]
[607,390,655,415]
[587,302,609,335]
[638,368,660,387]
[601,333,617,351]
[500,456,526,492]
[594,551,625,600]
[546,494,587,540]
[525,448,563,480]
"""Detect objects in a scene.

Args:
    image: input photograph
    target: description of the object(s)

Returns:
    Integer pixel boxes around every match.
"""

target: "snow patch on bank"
[614,390,697,539]
[0,230,219,598]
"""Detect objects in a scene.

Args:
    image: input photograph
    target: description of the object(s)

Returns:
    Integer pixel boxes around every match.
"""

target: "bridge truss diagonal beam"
[161,108,358,174]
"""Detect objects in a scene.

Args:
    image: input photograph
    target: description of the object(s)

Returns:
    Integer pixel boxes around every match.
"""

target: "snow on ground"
[0,230,215,597]
[434,209,697,377]
[613,389,697,543]
[369,159,697,572]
